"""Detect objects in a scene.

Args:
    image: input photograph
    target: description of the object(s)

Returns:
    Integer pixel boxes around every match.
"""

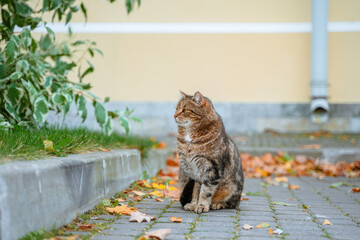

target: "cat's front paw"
[195,203,209,214]
[211,202,226,210]
[184,203,197,211]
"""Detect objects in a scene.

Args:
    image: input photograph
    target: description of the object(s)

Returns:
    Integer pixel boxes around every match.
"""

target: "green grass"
[0,125,156,163]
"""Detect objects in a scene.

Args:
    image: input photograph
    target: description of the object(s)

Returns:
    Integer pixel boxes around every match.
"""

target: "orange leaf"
[149,191,164,198]
[154,142,167,149]
[169,180,178,185]
[164,188,181,200]
[170,216,182,223]
[241,197,249,201]
[155,198,164,202]
[299,144,321,149]
[352,187,360,193]
[288,184,300,190]
[133,195,142,201]
[274,176,288,183]
[116,198,126,202]
[106,205,136,215]
[99,147,111,152]
[323,219,332,225]
[269,228,274,234]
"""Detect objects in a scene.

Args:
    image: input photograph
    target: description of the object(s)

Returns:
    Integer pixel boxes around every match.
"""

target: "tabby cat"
[174,91,244,213]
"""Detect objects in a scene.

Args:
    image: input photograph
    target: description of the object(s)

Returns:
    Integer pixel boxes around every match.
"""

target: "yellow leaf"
[133,190,146,196]
[43,140,55,152]
[269,228,274,234]
[274,176,289,183]
[149,191,164,198]
[143,180,152,188]
[167,186,179,191]
[152,183,166,190]
[106,205,136,215]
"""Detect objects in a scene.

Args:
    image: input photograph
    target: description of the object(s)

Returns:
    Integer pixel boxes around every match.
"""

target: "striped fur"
[174,91,244,213]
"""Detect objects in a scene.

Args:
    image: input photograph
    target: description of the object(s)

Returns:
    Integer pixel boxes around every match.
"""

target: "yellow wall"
[52,0,360,103]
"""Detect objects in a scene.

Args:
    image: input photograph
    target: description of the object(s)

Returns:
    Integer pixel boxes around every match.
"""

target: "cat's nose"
[174,111,181,119]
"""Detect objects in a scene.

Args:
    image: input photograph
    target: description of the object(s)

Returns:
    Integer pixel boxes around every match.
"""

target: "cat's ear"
[193,91,206,106]
[179,90,189,98]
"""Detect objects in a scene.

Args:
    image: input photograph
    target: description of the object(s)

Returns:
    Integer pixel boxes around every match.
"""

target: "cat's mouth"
[175,119,189,127]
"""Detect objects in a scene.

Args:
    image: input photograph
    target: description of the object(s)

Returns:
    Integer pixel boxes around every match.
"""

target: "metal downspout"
[311,0,329,123]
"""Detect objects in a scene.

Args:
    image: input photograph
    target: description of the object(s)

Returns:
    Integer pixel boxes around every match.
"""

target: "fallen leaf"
[58,236,79,240]
[164,188,181,200]
[241,197,249,201]
[133,190,146,196]
[246,192,265,196]
[273,228,283,234]
[302,203,309,209]
[271,201,296,206]
[269,228,274,234]
[129,211,153,223]
[78,223,94,231]
[299,144,321,149]
[170,217,182,223]
[154,142,167,149]
[116,198,126,202]
[143,180,152,188]
[323,219,332,225]
[133,195,142,201]
[274,176,288,183]
[288,184,300,190]
[99,147,111,152]
[106,205,136,215]
[351,187,360,193]
[141,228,171,240]
[152,183,167,190]
[149,191,164,198]
[166,186,179,191]
[169,180,178,185]
[43,140,55,152]
[155,198,164,202]
[242,224,253,230]
[330,182,350,188]
[256,223,270,228]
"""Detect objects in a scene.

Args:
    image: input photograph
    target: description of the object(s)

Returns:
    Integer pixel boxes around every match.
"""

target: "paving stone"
[97,215,117,220]
[191,231,235,239]
[92,234,135,240]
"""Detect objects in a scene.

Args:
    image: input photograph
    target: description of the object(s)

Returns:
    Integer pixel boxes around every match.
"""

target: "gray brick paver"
[89,178,360,240]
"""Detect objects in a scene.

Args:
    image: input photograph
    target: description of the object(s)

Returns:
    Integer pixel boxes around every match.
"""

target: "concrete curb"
[0,149,168,240]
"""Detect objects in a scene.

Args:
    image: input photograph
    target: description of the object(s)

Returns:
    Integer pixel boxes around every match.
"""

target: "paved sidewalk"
[165,132,360,162]
[87,177,360,240]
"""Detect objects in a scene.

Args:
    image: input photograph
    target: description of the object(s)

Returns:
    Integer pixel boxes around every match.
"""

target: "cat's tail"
[180,179,194,207]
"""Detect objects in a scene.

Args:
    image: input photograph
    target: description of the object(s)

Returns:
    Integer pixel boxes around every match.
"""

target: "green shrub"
[0,0,141,135]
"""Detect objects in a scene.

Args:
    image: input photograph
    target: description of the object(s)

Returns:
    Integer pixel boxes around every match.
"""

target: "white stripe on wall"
[15,22,360,34]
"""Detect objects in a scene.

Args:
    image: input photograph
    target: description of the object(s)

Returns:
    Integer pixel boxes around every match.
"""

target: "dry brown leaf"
[352,187,360,193]
[241,197,249,201]
[106,205,136,215]
[288,184,300,190]
[299,144,321,149]
[133,195,142,201]
[269,228,274,234]
[170,217,182,223]
[155,198,164,202]
[116,198,126,202]
[78,223,94,231]
[99,147,111,152]
[323,219,332,225]
[141,228,171,240]
[43,140,55,152]
[129,211,153,223]
[242,224,253,230]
